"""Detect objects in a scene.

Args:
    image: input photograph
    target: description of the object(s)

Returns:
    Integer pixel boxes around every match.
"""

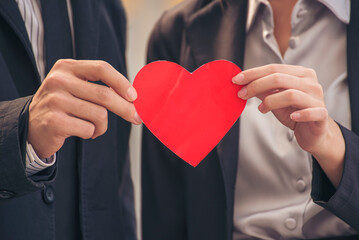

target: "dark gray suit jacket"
[142,0,359,239]
[0,0,136,239]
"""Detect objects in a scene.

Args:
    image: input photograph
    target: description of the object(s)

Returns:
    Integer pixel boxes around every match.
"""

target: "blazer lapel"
[185,0,248,237]
[347,0,359,134]
[186,0,247,68]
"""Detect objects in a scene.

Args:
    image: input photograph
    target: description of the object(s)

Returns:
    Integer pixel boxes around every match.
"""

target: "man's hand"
[232,64,345,187]
[28,59,142,159]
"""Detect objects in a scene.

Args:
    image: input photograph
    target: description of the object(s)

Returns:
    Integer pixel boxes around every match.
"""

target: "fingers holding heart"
[233,64,325,120]
[258,89,325,114]
[235,72,323,101]
[233,64,318,85]
[60,93,109,139]
[290,107,328,123]
[29,59,142,158]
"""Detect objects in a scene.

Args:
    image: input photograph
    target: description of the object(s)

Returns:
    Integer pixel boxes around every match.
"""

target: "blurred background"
[122,0,183,239]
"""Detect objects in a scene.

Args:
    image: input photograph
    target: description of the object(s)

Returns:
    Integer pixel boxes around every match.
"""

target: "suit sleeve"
[311,124,359,231]
[141,12,188,240]
[0,97,56,200]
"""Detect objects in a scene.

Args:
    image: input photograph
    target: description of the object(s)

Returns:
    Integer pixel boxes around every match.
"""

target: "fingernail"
[232,73,245,84]
[258,103,264,112]
[237,87,247,99]
[133,111,142,124]
[127,87,137,101]
[291,112,300,120]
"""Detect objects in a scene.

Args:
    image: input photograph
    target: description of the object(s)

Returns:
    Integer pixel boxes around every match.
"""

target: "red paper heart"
[133,60,246,167]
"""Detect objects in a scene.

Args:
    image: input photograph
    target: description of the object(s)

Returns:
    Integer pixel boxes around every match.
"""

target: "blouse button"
[289,36,298,49]
[296,179,306,192]
[285,218,297,230]
[287,130,294,141]
[296,8,308,18]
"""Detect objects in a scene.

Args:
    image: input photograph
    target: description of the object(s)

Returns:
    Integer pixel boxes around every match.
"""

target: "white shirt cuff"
[25,141,56,177]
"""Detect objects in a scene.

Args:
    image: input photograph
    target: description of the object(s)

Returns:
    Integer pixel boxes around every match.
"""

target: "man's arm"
[0,96,56,199]
[0,59,142,199]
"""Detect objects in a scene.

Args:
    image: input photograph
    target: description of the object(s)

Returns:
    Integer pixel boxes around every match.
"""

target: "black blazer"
[0,0,136,239]
[141,0,359,239]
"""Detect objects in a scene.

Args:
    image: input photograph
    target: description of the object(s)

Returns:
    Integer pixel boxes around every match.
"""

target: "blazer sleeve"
[141,12,188,240]
[0,97,56,200]
[311,124,359,231]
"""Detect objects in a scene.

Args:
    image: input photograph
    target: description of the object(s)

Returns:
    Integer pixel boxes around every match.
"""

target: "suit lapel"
[185,0,247,237]
[71,0,99,60]
[69,0,100,170]
[0,0,41,91]
[70,0,100,234]
[347,0,359,134]
[0,0,35,64]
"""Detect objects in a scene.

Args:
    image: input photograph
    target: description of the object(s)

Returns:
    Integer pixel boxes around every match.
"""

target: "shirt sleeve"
[25,141,56,177]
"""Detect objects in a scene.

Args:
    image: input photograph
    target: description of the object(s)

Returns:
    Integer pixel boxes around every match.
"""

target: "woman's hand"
[233,64,345,187]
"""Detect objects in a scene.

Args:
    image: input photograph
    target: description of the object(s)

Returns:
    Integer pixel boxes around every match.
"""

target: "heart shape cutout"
[133,60,246,167]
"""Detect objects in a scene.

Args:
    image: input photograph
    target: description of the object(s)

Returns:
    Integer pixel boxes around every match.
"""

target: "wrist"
[311,119,345,188]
